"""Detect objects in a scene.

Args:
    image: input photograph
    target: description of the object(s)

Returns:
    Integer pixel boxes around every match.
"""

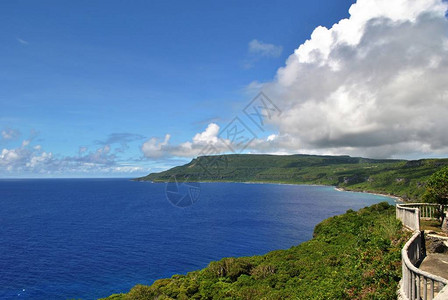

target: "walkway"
[419,253,448,280]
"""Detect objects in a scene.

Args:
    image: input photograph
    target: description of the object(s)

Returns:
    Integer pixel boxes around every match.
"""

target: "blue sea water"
[0,179,396,299]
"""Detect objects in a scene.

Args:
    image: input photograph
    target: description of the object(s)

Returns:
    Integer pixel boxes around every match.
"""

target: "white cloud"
[111,166,145,173]
[16,38,29,45]
[0,148,21,164]
[26,151,53,169]
[0,138,145,177]
[192,123,220,144]
[1,128,20,140]
[249,39,283,58]
[255,0,448,158]
[141,123,232,159]
[141,134,171,158]
[267,134,277,142]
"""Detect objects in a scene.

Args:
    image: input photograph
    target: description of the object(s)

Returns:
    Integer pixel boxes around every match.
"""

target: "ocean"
[0,179,395,299]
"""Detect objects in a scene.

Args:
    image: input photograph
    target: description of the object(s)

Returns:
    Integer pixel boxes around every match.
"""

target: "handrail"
[400,231,448,300]
[397,203,448,300]
[398,203,448,220]
[396,204,420,231]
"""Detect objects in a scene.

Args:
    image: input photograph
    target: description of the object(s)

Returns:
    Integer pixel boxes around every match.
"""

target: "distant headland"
[136,154,448,201]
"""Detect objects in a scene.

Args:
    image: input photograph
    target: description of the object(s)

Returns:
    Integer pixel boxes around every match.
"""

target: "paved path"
[419,253,448,280]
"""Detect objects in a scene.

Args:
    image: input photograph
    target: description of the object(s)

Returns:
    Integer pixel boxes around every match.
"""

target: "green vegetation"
[420,219,442,232]
[106,154,446,299]
[423,166,448,205]
[423,166,448,223]
[103,203,409,300]
[137,154,448,201]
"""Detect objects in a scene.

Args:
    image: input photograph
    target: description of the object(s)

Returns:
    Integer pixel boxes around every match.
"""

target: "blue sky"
[0,0,355,177]
[2,0,448,177]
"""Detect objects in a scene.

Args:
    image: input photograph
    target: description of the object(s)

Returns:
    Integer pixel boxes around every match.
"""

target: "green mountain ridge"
[137,154,448,201]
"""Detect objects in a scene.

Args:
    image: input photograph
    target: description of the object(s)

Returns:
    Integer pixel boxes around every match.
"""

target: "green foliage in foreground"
[102,203,409,300]
[137,154,448,201]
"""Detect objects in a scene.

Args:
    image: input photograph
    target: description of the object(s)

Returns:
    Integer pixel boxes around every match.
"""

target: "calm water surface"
[0,179,395,299]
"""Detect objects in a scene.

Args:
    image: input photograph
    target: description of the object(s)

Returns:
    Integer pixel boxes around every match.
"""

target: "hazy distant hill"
[137,154,448,201]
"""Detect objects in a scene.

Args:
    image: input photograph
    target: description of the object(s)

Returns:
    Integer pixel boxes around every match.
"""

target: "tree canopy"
[423,167,448,205]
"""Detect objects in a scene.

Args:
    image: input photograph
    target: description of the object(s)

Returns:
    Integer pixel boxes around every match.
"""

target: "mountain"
[137,154,448,201]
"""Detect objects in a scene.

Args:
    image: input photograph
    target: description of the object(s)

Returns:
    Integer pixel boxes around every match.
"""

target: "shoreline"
[334,187,404,203]
[138,178,406,203]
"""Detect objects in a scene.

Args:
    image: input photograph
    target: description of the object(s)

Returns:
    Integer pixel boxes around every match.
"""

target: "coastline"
[137,178,407,203]
[334,187,405,203]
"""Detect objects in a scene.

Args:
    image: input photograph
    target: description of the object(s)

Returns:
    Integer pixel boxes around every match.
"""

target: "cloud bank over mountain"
[142,0,448,160]
[260,0,448,158]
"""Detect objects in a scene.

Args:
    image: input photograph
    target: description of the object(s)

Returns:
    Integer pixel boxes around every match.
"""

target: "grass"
[420,219,443,232]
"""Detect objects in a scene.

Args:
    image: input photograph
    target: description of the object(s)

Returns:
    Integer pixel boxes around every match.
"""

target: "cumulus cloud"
[136,0,448,162]
[192,123,220,144]
[249,39,283,57]
[0,141,53,174]
[141,123,233,158]
[0,137,145,177]
[256,0,448,158]
[68,144,114,165]
[141,134,171,158]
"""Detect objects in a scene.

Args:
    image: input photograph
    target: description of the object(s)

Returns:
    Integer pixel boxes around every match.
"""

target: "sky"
[1,0,448,178]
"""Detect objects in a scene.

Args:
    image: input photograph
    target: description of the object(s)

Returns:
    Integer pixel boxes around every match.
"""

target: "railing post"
[412,271,416,299]
[430,280,434,299]
[408,267,411,298]
[417,274,421,299]
[397,204,448,300]
[417,208,420,232]
[421,230,426,258]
